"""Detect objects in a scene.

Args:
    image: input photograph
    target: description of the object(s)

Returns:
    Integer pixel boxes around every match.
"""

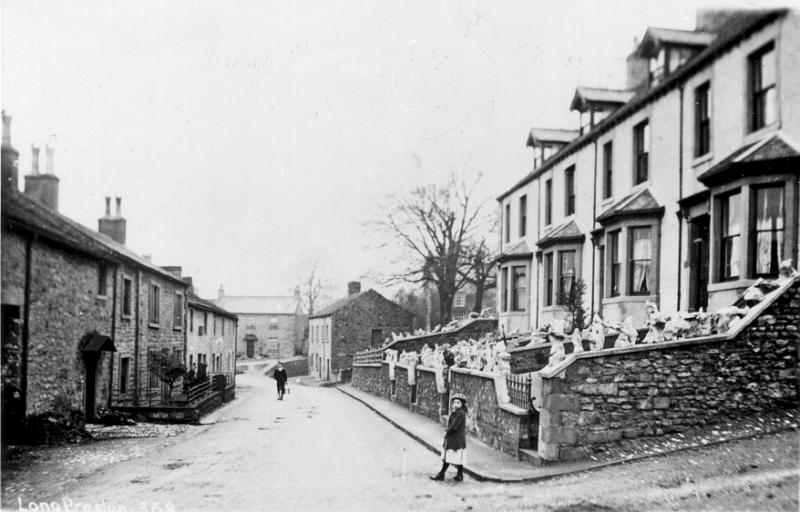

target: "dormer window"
[570,87,634,135]
[636,28,714,88]
[527,128,578,170]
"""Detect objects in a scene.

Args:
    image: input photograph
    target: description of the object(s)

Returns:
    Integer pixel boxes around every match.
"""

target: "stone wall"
[538,279,800,462]
[350,361,532,457]
[384,318,498,353]
[449,368,531,456]
[351,363,390,398]
[394,365,411,408]
[25,237,114,417]
[414,367,442,420]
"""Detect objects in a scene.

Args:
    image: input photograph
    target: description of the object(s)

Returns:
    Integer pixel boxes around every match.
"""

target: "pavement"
[337,384,601,482]
[337,383,800,483]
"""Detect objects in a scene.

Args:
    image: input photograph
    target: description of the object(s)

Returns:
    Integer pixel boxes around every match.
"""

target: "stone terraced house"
[309,282,414,381]
[1,112,189,433]
[496,8,800,334]
[186,285,237,381]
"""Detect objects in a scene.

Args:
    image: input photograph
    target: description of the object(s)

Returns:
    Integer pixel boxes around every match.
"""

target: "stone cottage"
[215,286,306,359]
[308,282,414,381]
[186,283,237,381]
[1,112,189,435]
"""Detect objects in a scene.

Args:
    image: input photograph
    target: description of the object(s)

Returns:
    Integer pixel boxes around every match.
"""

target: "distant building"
[185,282,237,382]
[215,286,306,359]
[1,113,189,431]
[308,282,414,381]
[451,284,497,322]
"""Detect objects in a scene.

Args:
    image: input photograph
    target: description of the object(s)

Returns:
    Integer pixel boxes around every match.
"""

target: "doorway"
[82,352,99,422]
[370,329,383,347]
[246,339,255,358]
[689,215,710,311]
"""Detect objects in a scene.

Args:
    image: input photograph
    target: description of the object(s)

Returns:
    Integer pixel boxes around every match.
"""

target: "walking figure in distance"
[430,393,468,482]
[273,363,288,400]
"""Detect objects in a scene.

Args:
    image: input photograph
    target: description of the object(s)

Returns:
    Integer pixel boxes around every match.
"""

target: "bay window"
[511,266,527,311]
[557,251,576,304]
[629,227,653,295]
[753,186,784,276]
[719,192,741,280]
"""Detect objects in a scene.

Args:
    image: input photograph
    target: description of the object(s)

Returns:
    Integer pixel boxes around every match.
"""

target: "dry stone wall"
[384,319,497,353]
[539,280,800,462]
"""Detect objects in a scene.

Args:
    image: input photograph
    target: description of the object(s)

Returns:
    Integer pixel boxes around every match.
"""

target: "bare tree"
[296,258,330,316]
[460,238,497,313]
[377,174,487,324]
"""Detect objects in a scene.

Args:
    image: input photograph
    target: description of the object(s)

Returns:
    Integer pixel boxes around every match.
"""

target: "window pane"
[723,194,741,236]
[631,261,652,294]
[760,48,776,88]
[764,88,777,126]
[724,236,741,278]
[643,123,650,149]
[631,228,651,259]
[756,187,784,230]
[756,231,783,275]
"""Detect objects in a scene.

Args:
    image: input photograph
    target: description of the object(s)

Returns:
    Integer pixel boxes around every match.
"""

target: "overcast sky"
[2,0,768,302]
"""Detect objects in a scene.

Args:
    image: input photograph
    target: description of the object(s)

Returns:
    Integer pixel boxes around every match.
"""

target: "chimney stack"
[218,284,225,300]
[23,139,59,211]
[1,111,19,192]
[98,196,127,244]
[625,37,649,94]
[182,277,194,294]
[161,266,183,278]
[347,281,361,296]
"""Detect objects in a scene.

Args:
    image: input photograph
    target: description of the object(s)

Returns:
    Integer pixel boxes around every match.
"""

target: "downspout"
[133,269,141,406]
[591,140,599,316]
[677,84,685,311]
[108,264,118,408]
[535,178,542,330]
[20,234,35,420]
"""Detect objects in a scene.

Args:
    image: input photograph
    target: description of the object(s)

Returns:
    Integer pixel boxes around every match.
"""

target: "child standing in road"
[430,393,468,482]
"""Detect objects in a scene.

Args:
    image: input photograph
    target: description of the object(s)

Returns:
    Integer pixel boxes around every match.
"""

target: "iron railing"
[507,373,533,410]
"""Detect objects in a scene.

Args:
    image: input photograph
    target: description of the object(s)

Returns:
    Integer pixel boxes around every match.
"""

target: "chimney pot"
[2,111,19,192]
[98,196,126,244]
[115,196,122,217]
[105,196,111,216]
[218,285,225,300]
[31,145,40,174]
[45,142,54,175]
[2,111,11,146]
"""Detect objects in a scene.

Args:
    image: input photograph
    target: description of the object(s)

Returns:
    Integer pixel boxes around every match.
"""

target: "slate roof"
[596,188,664,224]
[698,131,800,185]
[526,128,579,147]
[1,188,186,285]
[536,220,585,249]
[215,295,302,316]
[188,292,237,319]
[570,87,635,111]
[499,9,788,201]
[495,239,533,263]
[310,288,413,319]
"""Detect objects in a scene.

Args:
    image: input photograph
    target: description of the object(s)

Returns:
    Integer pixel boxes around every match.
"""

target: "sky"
[1,0,771,302]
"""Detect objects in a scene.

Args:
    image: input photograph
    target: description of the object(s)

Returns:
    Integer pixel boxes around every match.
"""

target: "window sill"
[148,322,161,329]
[173,327,183,332]
[743,123,778,145]
[541,305,565,313]
[96,295,108,306]
[602,294,657,305]
[692,152,713,167]
[600,197,614,207]
[707,279,755,293]
[121,314,132,321]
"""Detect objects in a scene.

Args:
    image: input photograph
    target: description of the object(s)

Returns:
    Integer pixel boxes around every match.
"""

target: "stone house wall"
[384,319,498,353]
[1,230,115,418]
[186,307,236,377]
[237,313,297,359]
[329,293,415,373]
[538,279,800,462]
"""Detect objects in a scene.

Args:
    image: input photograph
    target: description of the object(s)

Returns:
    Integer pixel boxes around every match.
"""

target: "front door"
[246,339,255,358]
[82,352,99,423]
[689,215,710,311]
[370,329,383,347]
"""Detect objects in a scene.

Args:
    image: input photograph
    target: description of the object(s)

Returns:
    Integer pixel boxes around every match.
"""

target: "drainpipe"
[133,269,141,406]
[677,84,685,311]
[591,140,599,316]
[108,265,118,408]
[21,234,35,420]
[535,178,542,330]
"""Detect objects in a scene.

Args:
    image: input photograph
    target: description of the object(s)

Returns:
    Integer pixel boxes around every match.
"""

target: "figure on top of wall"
[570,328,584,354]
[777,259,800,285]
[588,314,606,351]
[613,317,637,349]
[546,321,567,367]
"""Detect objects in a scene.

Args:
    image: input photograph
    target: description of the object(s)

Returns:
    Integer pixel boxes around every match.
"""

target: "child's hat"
[451,393,467,404]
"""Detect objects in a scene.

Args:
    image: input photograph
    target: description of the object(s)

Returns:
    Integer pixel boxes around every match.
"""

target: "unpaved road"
[3,372,798,511]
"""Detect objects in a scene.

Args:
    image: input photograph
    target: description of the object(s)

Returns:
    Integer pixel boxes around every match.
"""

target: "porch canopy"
[79,331,116,352]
